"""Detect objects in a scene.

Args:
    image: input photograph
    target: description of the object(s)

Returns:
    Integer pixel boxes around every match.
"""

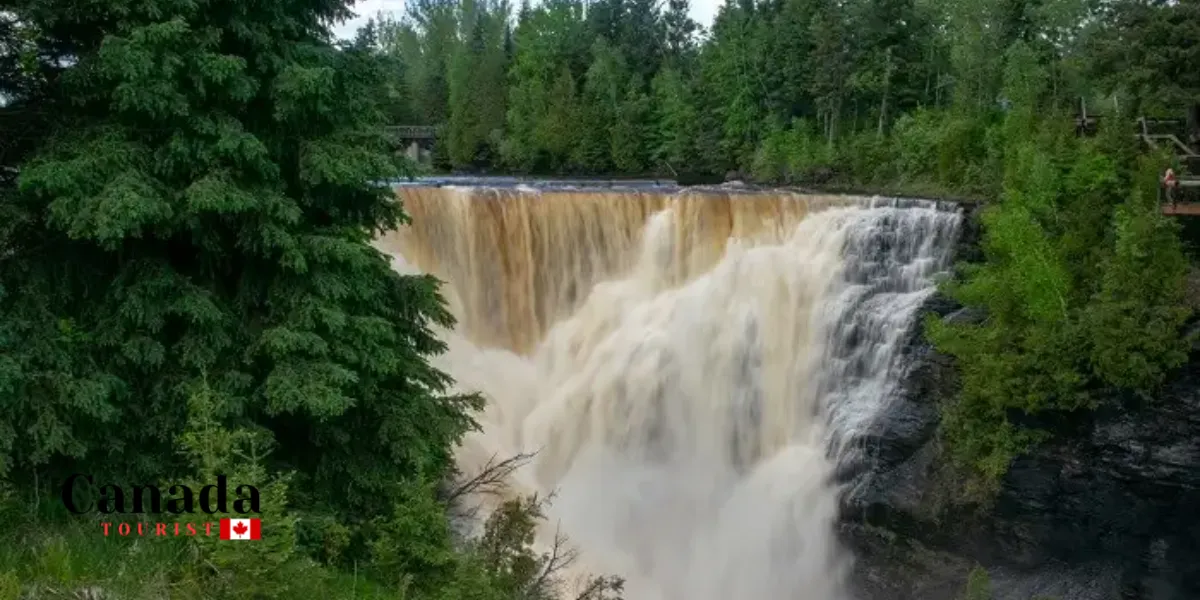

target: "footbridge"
[384,125,438,165]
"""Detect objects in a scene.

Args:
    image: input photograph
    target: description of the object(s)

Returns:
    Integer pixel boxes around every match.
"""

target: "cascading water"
[375,185,962,600]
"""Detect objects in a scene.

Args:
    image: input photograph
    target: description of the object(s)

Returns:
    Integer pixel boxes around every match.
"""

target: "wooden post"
[1187,103,1200,152]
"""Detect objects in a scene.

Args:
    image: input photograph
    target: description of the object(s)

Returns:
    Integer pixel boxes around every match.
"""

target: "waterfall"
[375,185,962,600]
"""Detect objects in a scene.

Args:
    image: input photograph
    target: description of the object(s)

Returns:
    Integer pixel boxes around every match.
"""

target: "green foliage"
[4,0,619,589]
[927,91,1192,493]
[1,0,483,525]
[369,0,1199,189]
[0,489,611,600]
[362,489,626,600]
[650,67,699,170]
[443,0,510,168]
[611,75,653,173]
[749,119,834,184]
[3,0,1198,594]
[0,0,521,596]
[0,386,620,600]
[962,565,992,600]
[1085,197,1192,391]
[0,388,395,599]
[367,480,461,593]
[174,385,302,598]
[0,571,16,600]
[890,110,945,183]
[462,495,624,600]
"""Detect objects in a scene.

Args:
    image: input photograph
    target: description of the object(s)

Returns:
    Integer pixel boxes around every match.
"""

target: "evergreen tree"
[403,0,460,124]
[445,0,510,168]
[2,0,480,524]
[662,0,700,69]
[650,66,699,169]
[611,73,652,172]
[807,0,853,145]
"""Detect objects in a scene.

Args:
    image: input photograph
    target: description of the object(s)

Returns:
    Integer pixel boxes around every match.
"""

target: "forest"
[372,0,1198,184]
[367,0,1198,493]
[0,0,1198,597]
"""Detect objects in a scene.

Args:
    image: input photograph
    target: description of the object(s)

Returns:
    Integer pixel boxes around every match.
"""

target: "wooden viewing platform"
[1162,202,1200,216]
[1074,100,1200,215]
[1161,178,1200,215]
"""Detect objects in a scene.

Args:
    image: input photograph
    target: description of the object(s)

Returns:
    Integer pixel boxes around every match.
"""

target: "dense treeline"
[373,0,1199,182]
[373,0,1198,492]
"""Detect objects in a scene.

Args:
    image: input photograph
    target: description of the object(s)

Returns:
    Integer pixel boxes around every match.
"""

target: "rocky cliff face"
[839,207,1200,600]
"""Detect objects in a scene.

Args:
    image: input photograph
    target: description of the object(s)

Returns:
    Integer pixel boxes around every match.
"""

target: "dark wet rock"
[841,521,976,600]
[985,562,1124,600]
[841,285,1200,600]
[840,203,1200,599]
[843,519,1124,600]
[944,306,985,325]
[990,372,1200,598]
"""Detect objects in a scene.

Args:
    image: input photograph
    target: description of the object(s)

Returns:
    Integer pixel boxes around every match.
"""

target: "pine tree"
[2,0,481,523]
[650,66,699,169]
[611,74,652,172]
[662,0,699,68]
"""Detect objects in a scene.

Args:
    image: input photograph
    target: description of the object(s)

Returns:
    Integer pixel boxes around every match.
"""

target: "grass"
[0,495,402,600]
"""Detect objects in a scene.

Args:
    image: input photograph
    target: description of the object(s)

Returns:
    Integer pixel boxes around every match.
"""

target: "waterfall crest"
[376,186,962,600]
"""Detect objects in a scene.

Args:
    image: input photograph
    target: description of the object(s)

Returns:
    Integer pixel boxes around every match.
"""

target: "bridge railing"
[383,125,438,140]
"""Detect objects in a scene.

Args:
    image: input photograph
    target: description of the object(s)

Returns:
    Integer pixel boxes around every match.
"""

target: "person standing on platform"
[1163,168,1179,208]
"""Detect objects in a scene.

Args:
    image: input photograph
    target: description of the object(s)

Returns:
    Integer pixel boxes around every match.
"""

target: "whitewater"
[375,185,962,600]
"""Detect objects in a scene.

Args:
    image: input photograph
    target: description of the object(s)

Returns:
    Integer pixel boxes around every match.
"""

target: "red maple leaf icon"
[220,518,261,540]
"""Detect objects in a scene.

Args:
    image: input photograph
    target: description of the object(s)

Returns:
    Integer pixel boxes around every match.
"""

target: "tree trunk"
[878,47,893,139]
